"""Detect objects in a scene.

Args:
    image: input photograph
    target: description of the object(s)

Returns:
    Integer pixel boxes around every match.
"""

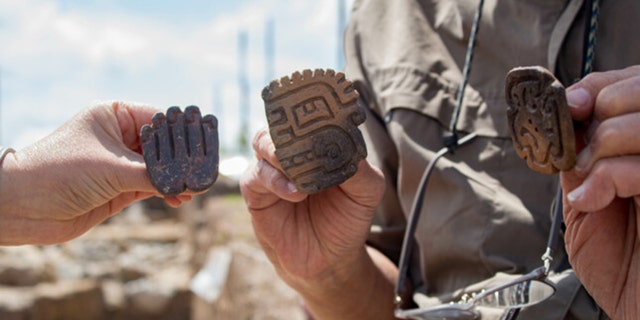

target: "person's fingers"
[566,66,640,121]
[105,149,157,193]
[108,191,156,215]
[244,128,301,203]
[337,160,385,210]
[565,87,594,122]
[252,129,284,170]
[561,185,630,319]
[574,113,640,174]
[108,101,161,152]
[565,155,640,212]
[240,159,306,211]
[163,194,193,208]
[592,75,640,121]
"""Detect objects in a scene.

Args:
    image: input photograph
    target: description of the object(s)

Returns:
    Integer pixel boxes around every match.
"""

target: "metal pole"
[237,30,250,154]
[337,0,346,70]
[264,17,275,84]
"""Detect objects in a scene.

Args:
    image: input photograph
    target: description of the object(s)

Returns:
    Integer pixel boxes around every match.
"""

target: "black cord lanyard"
[394,0,485,304]
[444,0,486,150]
[582,0,600,78]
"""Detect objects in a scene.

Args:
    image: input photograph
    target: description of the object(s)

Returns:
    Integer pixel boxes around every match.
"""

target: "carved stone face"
[505,66,576,174]
[262,69,367,194]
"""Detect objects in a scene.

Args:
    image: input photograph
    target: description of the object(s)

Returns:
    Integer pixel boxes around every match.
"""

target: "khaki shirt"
[344,0,640,318]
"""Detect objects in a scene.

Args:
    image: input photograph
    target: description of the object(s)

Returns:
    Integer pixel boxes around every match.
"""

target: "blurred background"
[0,0,354,319]
[0,0,353,155]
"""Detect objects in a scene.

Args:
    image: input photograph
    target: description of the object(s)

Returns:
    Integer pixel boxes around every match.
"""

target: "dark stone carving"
[262,69,367,194]
[141,106,219,196]
[505,66,576,174]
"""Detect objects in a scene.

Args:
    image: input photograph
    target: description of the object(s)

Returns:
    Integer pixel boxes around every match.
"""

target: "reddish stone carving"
[141,106,219,195]
[262,69,367,193]
[505,66,576,174]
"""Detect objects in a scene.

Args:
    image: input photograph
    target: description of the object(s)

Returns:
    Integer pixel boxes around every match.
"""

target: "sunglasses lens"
[395,304,477,320]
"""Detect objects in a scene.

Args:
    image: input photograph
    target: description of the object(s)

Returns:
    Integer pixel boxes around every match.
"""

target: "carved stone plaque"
[505,66,576,174]
[262,69,367,194]
[141,106,219,196]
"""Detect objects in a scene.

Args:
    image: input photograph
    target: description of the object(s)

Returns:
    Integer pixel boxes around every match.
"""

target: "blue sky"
[0,0,353,153]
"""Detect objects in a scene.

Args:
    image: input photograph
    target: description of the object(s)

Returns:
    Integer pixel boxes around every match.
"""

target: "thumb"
[340,160,385,209]
[113,154,157,193]
[560,169,585,209]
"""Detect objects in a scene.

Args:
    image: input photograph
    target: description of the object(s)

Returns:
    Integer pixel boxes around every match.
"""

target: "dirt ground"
[0,190,309,320]
[189,194,308,320]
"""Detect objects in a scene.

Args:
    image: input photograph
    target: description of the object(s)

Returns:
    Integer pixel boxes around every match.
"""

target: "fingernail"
[574,147,591,173]
[286,181,298,194]
[567,184,585,203]
[566,88,590,109]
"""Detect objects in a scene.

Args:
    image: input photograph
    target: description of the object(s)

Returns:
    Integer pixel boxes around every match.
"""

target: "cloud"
[0,0,353,151]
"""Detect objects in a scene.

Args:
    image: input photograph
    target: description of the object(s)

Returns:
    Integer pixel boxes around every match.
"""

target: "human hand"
[240,128,385,299]
[0,101,192,245]
[561,65,640,319]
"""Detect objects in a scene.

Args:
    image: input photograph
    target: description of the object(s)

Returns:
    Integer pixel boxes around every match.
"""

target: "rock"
[0,246,55,286]
[32,279,104,320]
[0,286,34,319]
[0,195,304,319]
[101,280,125,312]
[124,276,191,319]
[191,242,306,320]
[190,247,232,303]
[125,278,173,315]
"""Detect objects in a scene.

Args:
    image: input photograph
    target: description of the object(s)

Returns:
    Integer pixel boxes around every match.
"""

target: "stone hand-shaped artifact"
[141,106,219,196]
